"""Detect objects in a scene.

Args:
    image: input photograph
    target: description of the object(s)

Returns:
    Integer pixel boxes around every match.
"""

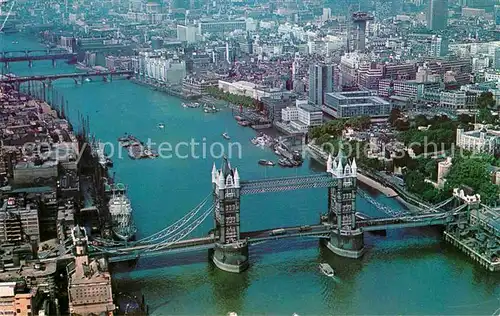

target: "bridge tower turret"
[210,157,249,273]
[325,150,365,258]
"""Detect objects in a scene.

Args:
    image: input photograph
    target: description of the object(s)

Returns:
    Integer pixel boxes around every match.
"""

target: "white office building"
[141,52,186,84]
[177,25,198,44]
[281,101,323,133]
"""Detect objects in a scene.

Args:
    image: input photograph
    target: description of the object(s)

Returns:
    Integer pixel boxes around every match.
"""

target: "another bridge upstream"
[1,49,77,67]
[0,70,134,88]
[73,155,474,272]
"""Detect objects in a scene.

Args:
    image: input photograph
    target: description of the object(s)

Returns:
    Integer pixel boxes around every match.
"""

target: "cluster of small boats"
[182,102,201,108]
[251,133,273,147]
[234,115,251,127]
[275,146,303,168]
[278,158,302,167]
[118,134,159,159]
[182,102,219,113]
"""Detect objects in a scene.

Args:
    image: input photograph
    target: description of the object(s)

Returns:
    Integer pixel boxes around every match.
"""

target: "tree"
[446,157,499,205]
[477,108,495,124]
[414,114,429,127]
[394,119,410,131]
[457,113,473,125]
[477,92,496,109]
[389,108,402,126]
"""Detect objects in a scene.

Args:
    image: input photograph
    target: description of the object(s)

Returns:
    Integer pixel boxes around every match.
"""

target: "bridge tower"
[210,158,249,273]
[324,150,365,258]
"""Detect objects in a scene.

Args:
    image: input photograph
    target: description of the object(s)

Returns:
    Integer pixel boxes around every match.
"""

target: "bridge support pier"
[324,229,365,259]
[28,60,33,68]
[211,240,249,273]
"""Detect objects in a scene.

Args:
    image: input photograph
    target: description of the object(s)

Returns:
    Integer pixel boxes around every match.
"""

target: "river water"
[1,33,499,315]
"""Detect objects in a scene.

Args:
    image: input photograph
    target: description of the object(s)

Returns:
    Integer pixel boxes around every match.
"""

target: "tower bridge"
[79,151,473,273]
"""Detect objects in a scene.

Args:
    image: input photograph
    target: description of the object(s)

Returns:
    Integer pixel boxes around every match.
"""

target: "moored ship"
[91,139,111,168]
[108,183,137,241]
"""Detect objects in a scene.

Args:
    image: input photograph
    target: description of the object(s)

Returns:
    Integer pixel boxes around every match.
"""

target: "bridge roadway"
[240,174,338,195]
[0,70,134,84]
[98,212,455,262]
[0,53,77,63]
[100,236,217,263]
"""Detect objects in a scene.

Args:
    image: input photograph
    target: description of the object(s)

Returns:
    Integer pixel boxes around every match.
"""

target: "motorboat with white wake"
[319,263,335,277]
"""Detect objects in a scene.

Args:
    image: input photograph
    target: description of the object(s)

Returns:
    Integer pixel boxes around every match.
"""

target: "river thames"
[1,33,499,315]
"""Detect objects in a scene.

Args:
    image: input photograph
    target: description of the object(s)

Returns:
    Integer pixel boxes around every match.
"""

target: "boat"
[108,183,137,241]
[158,123,165,129]
[84,78,91,82]
[11,41,18,44]
[222,132,230,140]
[144,148,158,158]
[319,263,335,277]
[237,120,250,126]
[278,158,293,167]
[258,159,275,166]
[203,104,218,113]
[183,102,200,108]
[128,144,144,159]
[91,140,108,168]
[105,157,113,167]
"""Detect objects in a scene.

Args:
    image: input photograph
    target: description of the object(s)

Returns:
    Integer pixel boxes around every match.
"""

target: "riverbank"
[356,172,398,198]
[306,143,426,213]
[130,77,199,100]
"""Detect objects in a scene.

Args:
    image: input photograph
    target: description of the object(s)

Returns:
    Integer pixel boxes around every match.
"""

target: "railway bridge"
[85,152,471,273]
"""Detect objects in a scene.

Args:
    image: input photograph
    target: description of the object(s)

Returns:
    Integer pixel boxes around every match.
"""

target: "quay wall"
[130,77,199,100]
[356,172,398,198]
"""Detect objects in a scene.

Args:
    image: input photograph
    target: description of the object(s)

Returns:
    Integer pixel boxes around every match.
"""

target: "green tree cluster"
[310,116,372,142]
[399,156,450,203]
[205,86,262,109]
[398,115,458,156]
[445,156,499,205]
[475,92,497,124]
